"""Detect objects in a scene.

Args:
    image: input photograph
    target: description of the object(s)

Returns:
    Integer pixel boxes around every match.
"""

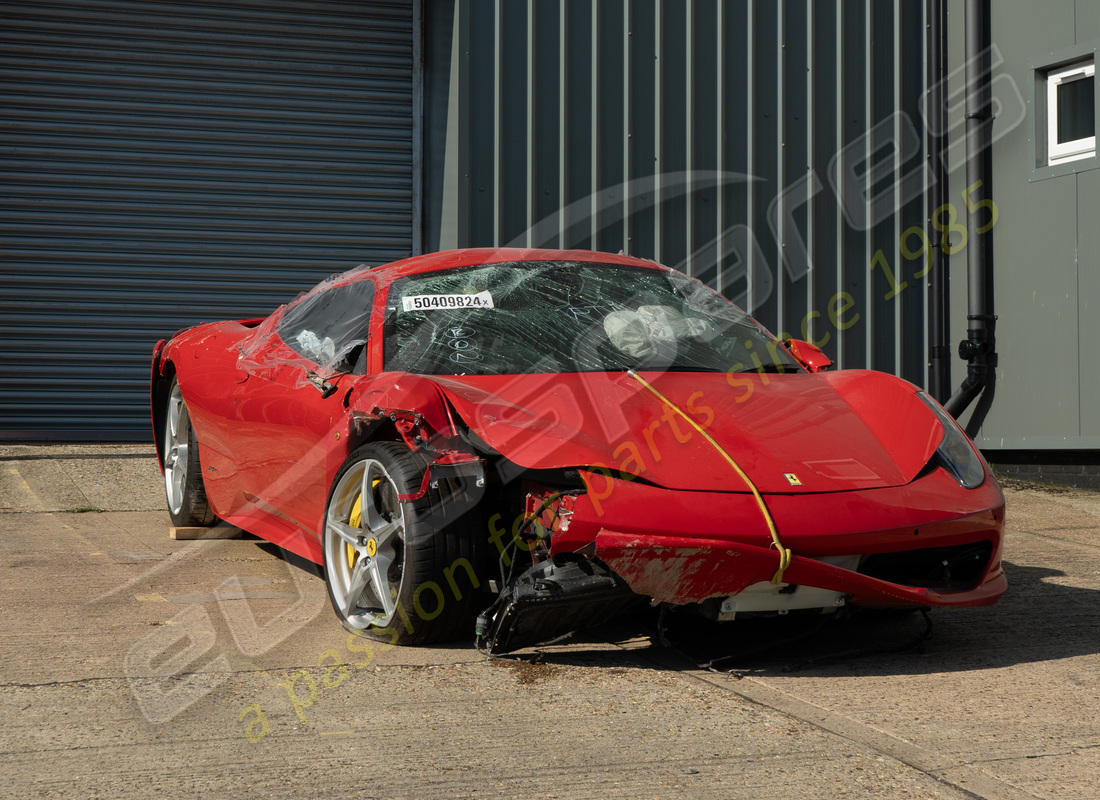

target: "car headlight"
[918,393,986,489]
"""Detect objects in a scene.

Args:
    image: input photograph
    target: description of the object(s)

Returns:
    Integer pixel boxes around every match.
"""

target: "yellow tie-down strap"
[628,370,793,584]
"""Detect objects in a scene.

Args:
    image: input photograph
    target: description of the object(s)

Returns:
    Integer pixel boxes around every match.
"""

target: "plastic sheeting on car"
[235,264,376,385]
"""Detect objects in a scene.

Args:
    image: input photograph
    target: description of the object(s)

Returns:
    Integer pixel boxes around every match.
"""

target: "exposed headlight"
[918,393,986,489]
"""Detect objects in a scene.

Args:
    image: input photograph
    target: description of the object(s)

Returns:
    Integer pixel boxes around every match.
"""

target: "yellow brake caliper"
[347,495,363,570]
[346,476,383,570]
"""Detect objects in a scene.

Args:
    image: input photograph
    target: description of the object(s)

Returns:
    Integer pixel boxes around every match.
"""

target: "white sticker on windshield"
[401,291,495,312]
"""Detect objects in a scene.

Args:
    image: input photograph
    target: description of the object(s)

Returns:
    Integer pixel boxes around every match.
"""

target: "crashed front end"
[475,461,1005,654]
[372,257,1005,654]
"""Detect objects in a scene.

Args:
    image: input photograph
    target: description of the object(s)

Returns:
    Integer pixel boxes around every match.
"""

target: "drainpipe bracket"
[959,338,996,360]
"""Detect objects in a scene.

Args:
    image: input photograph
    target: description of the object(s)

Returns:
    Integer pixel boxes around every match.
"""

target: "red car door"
[231,277,376,538]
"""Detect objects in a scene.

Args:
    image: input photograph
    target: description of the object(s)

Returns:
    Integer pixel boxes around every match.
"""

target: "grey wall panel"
[464,0,496,248]
[1078,169,1100,437]
[718,1,750,304]
[423,0,455,254]
[594,0,626,255]
[1081,0,1100,42]
[751,0,780,332]
[626,0,657,261]
[779,2,809,345]
[573,1,598,249]
[838,0,869,371]
[657,0,688,269]
[534,0,563,248]
[427,0,929,382]
[980,176,1080,441]
[0,0,416,439]
[687,0,719,287]
[947,0,1098,448]
[497,0,529,245]
[869,1,897,375]
[897,0,928,387]
[807,1,836,353]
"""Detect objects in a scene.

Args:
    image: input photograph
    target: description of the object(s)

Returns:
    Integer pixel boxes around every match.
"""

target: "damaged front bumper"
[567,464,1006,609]
[477,465,1005,654]
[594,530,1004,609]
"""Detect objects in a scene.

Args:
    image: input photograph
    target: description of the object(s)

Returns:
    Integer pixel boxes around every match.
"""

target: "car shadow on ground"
[504,561,1100,678]
[253,540,324,578]
[252,540,1100,674]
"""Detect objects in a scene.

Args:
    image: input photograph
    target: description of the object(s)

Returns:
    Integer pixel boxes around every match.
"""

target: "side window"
[1046,60,1095,166]
[1032,50,1098,178]
[277,279,376,371]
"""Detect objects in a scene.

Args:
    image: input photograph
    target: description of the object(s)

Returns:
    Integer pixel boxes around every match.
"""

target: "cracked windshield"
[383,260,801,376]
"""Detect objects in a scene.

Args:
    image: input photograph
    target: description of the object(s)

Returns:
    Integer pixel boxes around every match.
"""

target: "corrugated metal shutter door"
[0,0,415,440]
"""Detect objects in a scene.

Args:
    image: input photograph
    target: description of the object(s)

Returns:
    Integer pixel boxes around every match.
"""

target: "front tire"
[162,378,216,527]
[322,442,484,645]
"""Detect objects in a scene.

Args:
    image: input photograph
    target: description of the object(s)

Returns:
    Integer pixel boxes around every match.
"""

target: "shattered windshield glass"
[383,261,801,376]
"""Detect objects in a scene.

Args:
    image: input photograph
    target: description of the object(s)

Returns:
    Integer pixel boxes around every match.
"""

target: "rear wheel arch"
[161,375,217,527]
[151,358,177,470]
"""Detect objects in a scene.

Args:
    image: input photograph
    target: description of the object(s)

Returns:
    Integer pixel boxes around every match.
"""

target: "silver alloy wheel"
[324,457,405,630]
[164,382,190,516]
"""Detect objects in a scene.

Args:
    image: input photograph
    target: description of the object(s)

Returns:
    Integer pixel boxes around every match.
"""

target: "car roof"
[359,247,667,290]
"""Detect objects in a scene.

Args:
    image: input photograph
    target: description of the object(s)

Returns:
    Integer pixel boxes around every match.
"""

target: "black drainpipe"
[943,0,997,438]
[926,0,950,403]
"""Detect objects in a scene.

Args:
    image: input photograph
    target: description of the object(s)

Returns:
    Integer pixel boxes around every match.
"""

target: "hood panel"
[432,370,943,494]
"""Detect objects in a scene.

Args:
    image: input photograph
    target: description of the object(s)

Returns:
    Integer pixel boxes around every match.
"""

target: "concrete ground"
[1,444,1098,799]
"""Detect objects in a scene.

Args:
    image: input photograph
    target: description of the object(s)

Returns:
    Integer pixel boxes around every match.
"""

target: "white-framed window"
[1047,60,1095,165]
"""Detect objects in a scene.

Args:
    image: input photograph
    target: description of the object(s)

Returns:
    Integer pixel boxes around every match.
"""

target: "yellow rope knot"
[768,541,793,585]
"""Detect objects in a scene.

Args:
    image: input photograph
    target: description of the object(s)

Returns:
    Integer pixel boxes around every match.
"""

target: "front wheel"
[322,442,484,645]
[162,378,216,527]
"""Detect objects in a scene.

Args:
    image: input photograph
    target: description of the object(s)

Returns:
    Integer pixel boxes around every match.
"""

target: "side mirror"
[783,339,834,373]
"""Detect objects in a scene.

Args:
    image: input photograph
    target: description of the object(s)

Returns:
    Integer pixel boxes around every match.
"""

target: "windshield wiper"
[658,365,726,373]
[734,363,793,374]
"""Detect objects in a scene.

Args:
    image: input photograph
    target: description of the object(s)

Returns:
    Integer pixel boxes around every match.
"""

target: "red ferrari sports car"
[152,248,1005,654]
